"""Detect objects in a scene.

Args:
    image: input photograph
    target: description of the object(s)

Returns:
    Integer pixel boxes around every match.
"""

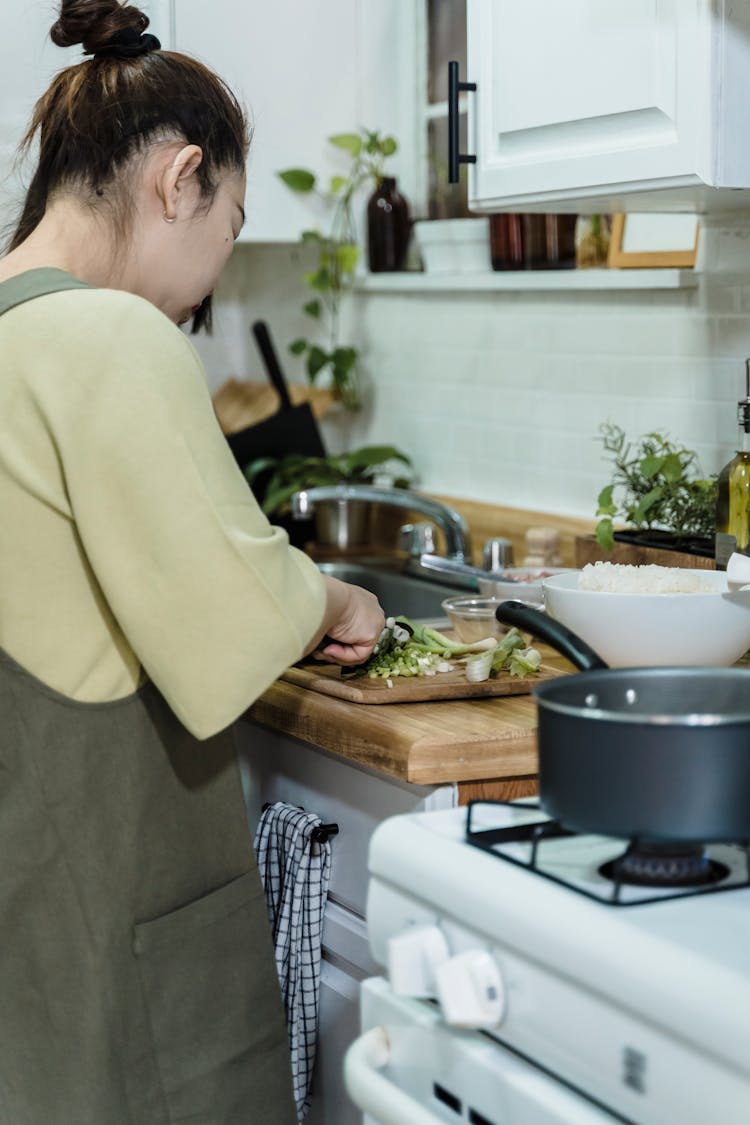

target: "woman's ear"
[159,143,204,221]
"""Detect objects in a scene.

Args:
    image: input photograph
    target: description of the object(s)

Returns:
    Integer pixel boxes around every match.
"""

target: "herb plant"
[594,422,718,550]
[244,444,412,520]
[278,129,399,410]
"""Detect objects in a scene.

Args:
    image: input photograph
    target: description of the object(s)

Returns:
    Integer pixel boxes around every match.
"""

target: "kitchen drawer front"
[238,723,456,918]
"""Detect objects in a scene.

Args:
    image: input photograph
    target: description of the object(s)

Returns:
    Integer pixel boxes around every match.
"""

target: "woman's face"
[138,163,246,326]
[172,170,246,327]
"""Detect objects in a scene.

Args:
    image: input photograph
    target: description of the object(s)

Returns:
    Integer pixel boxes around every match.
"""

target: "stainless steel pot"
[497,599,750,842]
[314,500,371,549]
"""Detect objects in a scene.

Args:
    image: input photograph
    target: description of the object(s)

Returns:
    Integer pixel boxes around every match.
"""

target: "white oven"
[344,802,750,1125]
[347,978,616,1124]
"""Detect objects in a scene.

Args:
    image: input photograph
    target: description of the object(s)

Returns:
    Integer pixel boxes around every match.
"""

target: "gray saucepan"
[496,599,750,842]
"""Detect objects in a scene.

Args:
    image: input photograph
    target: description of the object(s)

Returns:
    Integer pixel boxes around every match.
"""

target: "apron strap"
[0,268,91,318]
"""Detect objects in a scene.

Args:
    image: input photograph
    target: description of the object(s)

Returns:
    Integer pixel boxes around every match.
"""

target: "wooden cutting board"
[281,660,562,704]
[212,377,335,434]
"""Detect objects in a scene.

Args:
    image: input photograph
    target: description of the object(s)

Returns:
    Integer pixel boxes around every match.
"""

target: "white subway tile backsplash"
[190,220,750,521]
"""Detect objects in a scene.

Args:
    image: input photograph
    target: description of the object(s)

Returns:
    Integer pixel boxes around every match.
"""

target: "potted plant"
[594,422,718,557]
[278,128,400,411]
[244,444,412,548]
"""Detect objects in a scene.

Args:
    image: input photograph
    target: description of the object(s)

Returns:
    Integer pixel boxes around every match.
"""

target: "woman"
[0,2,384,1122]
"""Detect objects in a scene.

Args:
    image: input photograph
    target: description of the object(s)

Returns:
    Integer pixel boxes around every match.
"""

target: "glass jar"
[575,215,613,268]
[523,214,578,269]
[489,214,524,270]
[543,215,577,269]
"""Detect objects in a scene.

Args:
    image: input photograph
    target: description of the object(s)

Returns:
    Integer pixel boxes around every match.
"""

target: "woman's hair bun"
[51,0,148,55]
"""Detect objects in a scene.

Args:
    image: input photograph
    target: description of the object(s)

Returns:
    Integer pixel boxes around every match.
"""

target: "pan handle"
[252,320,293,411]
[496,600,608,671]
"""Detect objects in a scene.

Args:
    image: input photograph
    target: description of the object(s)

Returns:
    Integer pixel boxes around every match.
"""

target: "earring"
[162,211,177,224]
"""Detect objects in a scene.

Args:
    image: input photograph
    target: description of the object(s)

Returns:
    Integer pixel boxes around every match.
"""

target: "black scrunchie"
[93,28,161,59]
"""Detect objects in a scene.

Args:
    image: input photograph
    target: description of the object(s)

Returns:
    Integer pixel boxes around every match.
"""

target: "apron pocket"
[133,870,295,1124]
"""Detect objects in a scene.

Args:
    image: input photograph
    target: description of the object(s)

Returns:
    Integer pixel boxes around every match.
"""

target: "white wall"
[193,213,750,522]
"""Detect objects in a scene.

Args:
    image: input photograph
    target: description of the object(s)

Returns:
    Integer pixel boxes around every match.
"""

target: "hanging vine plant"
[278,129,398,410]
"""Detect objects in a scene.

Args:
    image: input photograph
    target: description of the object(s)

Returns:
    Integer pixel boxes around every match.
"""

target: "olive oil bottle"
[715,358,750,569]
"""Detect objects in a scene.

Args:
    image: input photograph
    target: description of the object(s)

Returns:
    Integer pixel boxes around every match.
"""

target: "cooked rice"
[578,561,716,594]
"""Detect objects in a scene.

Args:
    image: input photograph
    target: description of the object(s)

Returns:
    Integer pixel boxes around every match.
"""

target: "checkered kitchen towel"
[254,802,333,1121]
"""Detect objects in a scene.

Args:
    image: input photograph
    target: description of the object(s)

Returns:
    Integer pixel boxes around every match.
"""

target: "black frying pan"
[225,320,327,472]
[497,599,750,842]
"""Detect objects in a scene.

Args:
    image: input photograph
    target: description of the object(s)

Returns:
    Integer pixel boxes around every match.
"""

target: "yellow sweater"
[0,273,326,738]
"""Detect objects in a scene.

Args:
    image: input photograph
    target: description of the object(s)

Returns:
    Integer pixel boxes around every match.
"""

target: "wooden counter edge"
[246,679,540,786]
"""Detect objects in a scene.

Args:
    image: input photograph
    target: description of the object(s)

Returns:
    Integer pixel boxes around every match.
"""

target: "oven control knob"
[434,950,505,1029]
[387,924,450,998]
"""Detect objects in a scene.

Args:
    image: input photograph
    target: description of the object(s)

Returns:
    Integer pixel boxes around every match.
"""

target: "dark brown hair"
[9,0,249,257]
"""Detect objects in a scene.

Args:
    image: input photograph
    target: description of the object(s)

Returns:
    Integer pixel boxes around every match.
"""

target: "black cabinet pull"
[448,59,477,183]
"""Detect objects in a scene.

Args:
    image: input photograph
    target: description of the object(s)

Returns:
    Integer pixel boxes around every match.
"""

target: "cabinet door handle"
[448,60,477,183]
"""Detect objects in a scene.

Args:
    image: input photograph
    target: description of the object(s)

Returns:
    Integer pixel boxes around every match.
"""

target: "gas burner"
[465,800,750,906]
[599,842,731,889]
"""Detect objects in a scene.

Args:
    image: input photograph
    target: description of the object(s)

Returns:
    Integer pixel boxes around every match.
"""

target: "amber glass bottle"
[715,359,750,569]
[367,177,411,272]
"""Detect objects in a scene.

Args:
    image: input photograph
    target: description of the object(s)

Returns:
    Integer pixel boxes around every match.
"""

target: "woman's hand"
[304,576,385,666]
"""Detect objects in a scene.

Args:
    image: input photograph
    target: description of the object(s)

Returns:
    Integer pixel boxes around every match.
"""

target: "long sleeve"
[3,286,326,738]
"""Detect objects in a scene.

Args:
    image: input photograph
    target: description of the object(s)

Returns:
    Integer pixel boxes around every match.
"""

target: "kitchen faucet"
[291,484,471,562]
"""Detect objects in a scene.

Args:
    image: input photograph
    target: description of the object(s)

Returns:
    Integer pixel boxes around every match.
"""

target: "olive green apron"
[0,271,296,1124]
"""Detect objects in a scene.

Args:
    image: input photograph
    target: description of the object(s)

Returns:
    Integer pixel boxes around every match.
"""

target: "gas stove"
[464,800,750,906]
[349,800,750,1125]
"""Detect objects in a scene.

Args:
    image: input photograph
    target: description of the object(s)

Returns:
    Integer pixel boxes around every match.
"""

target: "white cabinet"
[466,0,750,214]
[169,1,419,241]
[237,721,456,1124]
[0,0,169,242]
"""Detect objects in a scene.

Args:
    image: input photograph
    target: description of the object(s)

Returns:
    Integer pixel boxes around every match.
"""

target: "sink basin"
[316,560,467,621]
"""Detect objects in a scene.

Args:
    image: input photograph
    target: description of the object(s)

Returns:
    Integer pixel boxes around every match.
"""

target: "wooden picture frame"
[607,213,700,269]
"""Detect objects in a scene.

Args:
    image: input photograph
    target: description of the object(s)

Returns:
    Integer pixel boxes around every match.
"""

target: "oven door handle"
[344,1026,445,1125]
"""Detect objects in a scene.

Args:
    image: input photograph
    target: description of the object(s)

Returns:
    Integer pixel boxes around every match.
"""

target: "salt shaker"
[523,527,563,568]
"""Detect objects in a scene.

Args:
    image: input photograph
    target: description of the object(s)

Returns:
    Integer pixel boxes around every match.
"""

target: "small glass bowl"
[440,596,506,644]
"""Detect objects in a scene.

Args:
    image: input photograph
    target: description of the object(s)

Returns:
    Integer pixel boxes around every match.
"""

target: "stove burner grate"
[465,800,750,907]
[599,842,730,889]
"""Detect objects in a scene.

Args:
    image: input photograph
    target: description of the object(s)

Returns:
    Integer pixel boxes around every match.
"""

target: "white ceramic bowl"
[541,570,750,667]
[478,567,579,607]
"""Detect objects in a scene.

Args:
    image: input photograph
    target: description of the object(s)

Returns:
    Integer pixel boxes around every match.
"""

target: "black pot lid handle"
[495,600,608,672]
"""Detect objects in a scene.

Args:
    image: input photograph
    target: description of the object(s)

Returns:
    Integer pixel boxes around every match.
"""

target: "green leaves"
[639,451,685,483]
[632,486,663,523]
[242,445,412,519]
[303,266,333,292]
[328,132,363,156]
[595,518,615,551]
[285,338,361,404]
[595,485,616,517]
[336,242,359,275]
[331,346,357,394]
[342,444,411,472]
[594,422,718,546]
[277,168,316,192]
[306,346,328,382]
[276,124,400,409]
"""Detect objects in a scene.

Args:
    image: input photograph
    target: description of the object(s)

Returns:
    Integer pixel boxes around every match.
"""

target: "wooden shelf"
[355,268,698,293]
